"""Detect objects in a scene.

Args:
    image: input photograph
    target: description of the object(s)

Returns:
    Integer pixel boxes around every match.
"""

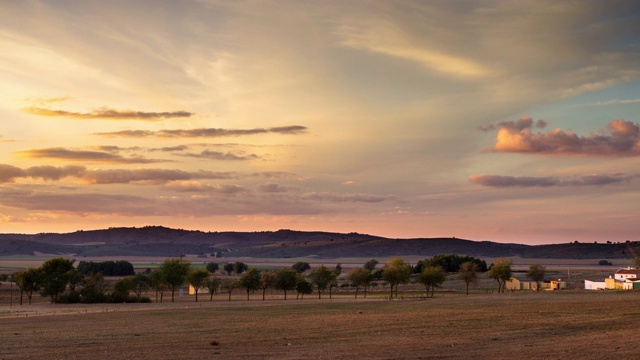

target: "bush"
[598,260,612,266]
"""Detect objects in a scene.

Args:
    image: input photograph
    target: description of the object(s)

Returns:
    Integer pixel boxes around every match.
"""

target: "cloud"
[480,115,547,132]
[0,164,25,182]
[80,169,235,185]
[182,149,260,161]
[469,174,635,188]
[303,192,391,203]
[149,145,189,152]
[23,106,193,120]
[164,181,246,194]
[259,182,292,193]
[338,21,490,79]
[95,126,307,138]
[14,147,166,164]
[0,164,237,184]
[490,119,640,156]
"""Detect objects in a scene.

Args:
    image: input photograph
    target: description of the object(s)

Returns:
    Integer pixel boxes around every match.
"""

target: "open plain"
[2,290,639,359]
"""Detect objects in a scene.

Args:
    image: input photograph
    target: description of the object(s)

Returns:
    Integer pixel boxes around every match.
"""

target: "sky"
[1,1,640,244]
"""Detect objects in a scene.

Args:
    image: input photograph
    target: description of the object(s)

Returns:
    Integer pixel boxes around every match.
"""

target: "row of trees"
[8,256,550,305]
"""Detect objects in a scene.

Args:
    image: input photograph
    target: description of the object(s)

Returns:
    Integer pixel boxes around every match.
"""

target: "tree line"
[8,255,548,305]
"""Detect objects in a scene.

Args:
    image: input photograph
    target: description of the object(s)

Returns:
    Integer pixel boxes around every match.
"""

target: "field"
[1,290,639,359]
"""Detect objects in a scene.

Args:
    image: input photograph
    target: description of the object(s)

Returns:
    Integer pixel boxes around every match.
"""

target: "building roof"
[616,268,640,275]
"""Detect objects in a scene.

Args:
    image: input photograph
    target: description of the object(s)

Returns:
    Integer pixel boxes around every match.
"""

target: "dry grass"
[2,290,639,359]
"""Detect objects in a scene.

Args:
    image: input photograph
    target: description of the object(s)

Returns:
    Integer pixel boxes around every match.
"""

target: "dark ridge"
[0,226,637,259]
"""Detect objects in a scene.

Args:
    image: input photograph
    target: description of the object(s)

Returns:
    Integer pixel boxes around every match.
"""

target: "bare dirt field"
[2,290,639,360]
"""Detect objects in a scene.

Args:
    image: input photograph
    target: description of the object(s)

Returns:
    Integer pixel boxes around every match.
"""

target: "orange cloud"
[490,119,640,156]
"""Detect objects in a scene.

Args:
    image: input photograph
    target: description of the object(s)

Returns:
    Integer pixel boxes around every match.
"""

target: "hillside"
[0,226,636,259]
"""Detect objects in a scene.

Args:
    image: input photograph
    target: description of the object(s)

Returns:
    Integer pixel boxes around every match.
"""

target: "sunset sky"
[1,1,639,244]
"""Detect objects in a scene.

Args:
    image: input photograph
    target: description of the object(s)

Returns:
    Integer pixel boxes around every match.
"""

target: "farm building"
[506,277,566,291]
[584,268,640,290]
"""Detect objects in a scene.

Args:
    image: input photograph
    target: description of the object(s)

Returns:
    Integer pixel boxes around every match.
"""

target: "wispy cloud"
[23,106,193,120]
[469,173,636,188]
[96,126,307,138]
[14,147,166,164]
[338,22,490,79]
[0,164,236,184]
[490,119,640,156]
[182,150,260,161]
[576,98,640,107]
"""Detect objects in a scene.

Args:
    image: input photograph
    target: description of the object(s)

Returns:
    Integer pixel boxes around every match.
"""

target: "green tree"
[205,277,222,302]
[382,257,411,299]
[309,265,333,299]
[259,270,276,301]
[186,268,210,302]
[130,273,151,300]
[39,258,75,303]
[239,268,261,300]
[418,266,445,298]
[149,269,167,303]
[291,262,311,273]
[221,278,239,301]
[80,272,108,303]
[206,262,219,273]
[13,268,41,305]
[223,263,234,275]
[363,259,379,271]
[274,268,298,300]
[349,267,373,299]
[111,276,133,302]
[296,279,313,299]
[526,264,546,292]
[233,262,248,275]
[158,258,191,302]
[488,258,513,293]
[458,261,479,295]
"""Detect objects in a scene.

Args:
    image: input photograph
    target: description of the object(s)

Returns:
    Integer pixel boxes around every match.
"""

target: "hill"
[0,226,636,259]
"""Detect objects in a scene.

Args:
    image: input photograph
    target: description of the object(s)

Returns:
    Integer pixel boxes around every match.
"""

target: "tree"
[130,273,151,300]
[382,258,411,299]
[274,268,298,300]
[363,259,379,271]
[488,258,513,293]
[634,255,640,269]
[158,258,191,302]
[233,261,248,275]
[329,264,341,299]
[308,265,333,299]
[221,278,239,301]
[39,258,75,303]
[13,268,41,305]
[239,268,261,300]
[349,268,373,299]
[296,280,313,299]
[223,263,235,275]
[205,277,222,302]
[418,266,445,297]
[81,272,109,303]
[186,268,210,302]
[291,262,311,273]
[111,276,133,302]
[149,269,167,303]
[416,254,487,273]
[260,270,276,301]
[206,262,219,273]
[458,261,479,295]
[526,264,546,292]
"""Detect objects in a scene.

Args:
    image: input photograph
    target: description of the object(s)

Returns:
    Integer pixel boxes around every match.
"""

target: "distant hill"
[0,226,637,259]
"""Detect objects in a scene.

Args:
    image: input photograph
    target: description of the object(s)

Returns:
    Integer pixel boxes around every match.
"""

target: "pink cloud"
[491,119,640,156]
